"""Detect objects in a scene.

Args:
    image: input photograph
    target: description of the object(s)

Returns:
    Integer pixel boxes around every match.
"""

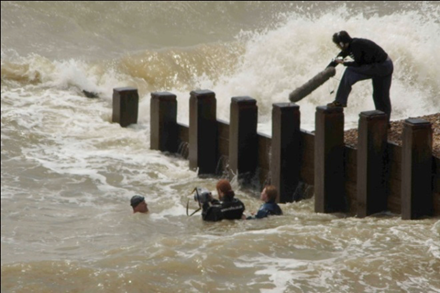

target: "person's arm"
[341,58,359,67]
[255,203,283,218]
[202,200,223,222]
[251,204,270,219]
[254,209,270,219]
[341,41,361,67]
[342,61,356,67]
[326,50,349,68]
[343,38,387,67]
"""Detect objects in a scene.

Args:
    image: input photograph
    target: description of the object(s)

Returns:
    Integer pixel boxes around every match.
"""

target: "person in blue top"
[247,185,282,219]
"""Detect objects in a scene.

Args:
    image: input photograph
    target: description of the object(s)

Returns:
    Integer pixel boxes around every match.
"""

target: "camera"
[193,187,212,204]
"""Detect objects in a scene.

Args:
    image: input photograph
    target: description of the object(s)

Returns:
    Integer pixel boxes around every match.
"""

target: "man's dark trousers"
[335,57,394,121]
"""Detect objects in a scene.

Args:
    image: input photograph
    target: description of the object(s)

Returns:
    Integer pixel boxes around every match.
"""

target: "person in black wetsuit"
[201,179,245,222]
[247,185,282,219]
[326,31,394,125]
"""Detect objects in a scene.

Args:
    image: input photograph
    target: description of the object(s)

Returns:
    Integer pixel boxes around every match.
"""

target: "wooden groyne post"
[401,119,433,219]
[112,87,139,127]
[357,110,389,217]
[229,97,258,184]
[271,103,301,203]
[189,90,218,176]
[115,87,440,219]
[314,106,346,213]
[150,92,178,153]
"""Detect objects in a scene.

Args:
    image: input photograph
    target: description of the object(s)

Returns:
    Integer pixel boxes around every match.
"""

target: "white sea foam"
[190,5,440,132]
[3,4,438,134]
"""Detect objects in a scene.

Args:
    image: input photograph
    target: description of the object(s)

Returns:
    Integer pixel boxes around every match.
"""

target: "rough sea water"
[1,2,440,292]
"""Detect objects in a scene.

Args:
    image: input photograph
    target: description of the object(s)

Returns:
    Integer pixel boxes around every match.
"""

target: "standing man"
[130,195,149,214]
[326,31,394,125]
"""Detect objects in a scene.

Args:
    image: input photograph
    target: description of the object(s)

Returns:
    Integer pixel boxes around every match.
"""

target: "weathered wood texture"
[147,90,440,218]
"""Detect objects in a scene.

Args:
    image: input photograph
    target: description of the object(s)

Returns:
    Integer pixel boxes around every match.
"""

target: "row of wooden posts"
[112,87,440,220]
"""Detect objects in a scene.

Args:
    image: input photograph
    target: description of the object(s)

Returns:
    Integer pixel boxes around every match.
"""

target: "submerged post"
[150,92,178,153]
[271,103,301,203]
[189,90,217,176]
[357,110,388,217]
[401,118,433,220]
[112,87,139,127]
[229,97,258,184]
[314,106,345,213]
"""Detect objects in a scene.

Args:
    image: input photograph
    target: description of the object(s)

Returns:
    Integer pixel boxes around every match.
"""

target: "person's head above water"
[130,195,148,213]
[216,179,235,201]
[260,185,278,203]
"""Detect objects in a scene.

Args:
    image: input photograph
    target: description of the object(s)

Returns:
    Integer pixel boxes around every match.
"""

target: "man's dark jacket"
[327,38,388,68]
